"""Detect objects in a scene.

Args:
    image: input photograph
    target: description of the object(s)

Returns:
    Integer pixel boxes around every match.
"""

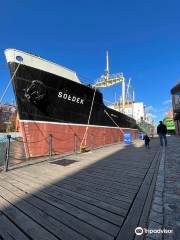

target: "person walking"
[143,134,150,149]
[157,121,167,146]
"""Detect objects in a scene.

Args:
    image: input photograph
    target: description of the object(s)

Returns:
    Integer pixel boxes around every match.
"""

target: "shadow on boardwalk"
[0,138,162,240]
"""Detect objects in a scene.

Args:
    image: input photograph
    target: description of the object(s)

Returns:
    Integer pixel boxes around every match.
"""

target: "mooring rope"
[80,87,97,147]
[0,61,22,105]
[11,136,48,144]
[52,135,73,142]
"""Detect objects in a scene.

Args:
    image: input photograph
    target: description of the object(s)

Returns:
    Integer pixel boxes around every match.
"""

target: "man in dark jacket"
[157,121,167,146]
[143,134,150,148]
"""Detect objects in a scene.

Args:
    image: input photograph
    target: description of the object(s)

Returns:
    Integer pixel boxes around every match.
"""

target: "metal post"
[48,134,52,162]
[122,77,125,112]
[4,135,11,172]
[73,134,77,153]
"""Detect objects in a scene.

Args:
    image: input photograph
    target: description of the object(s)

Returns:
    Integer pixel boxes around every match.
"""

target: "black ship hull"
[10,63,136,128]
[6,50,138,157]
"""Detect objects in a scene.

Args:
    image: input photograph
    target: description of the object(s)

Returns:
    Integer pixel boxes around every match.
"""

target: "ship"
[5,49,138,158]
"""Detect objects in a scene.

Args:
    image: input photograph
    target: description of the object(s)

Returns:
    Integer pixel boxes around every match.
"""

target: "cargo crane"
[93,51,126,112]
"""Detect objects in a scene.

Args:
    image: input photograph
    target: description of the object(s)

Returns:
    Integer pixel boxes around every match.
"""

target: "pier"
[0,137,178,240]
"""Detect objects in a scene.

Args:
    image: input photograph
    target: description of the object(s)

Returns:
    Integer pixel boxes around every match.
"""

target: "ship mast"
[93,51,126,112]
[105,50,110,81]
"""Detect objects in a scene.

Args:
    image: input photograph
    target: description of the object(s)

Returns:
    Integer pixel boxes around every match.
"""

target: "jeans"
[159,134,167,146]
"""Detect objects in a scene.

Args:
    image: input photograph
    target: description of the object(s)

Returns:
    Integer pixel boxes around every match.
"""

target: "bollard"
[4,135,11,172]
[73,134,77,153]
[48,134,52,162]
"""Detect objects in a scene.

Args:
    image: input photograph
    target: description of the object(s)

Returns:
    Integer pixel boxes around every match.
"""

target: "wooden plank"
[0,175,123,227]
[88,164,150,172]
[0,180,119,238]
[0,141,160,240]
[8,171,131,210]
[116,149,161,240]
[69,174,139,191]
[82,167,146,178]
[0,173,127,217]
[70,172,142,186]
[16,162,141,187]
[55,181,133,204]
[0,182,114,240]
[134,152,161,240]
[14,161,142,190]
[74,171,144,183]
[0,212,30,240]
[78,151,158,179]
[0,191,58,240]
[0,184,90,240]
[15,166,138,195]
[40,165,142,188]
[14,165,139,200]
[91,152,157,168]
[59,178,136,198]
[68,174,139,191]
[12,170,134,204]
[18,168,138,198]
[83,163,147,172]
[13,169,129,213]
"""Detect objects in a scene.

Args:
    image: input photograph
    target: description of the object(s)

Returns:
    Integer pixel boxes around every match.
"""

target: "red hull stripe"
[19,121,138,158]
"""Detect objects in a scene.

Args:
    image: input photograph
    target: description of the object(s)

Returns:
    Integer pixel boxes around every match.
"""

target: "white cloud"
[146,113,157,118]
[145,106,157,113]
[159,108,166,112]
[162,99,172,105]
[144,102,172,124]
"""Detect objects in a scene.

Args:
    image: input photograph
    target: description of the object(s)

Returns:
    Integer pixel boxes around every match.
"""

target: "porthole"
[16,56,23,62]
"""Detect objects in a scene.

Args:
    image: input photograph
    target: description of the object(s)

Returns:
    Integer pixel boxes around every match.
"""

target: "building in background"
[0,102,18,132]
[163,108,175,134]
[108,101,155,135]
[171,81,180,135]
[109,101,145,122]
[166,108,173,118]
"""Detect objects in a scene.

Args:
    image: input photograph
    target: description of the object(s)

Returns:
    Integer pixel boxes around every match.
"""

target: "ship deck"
[0,139,161,240]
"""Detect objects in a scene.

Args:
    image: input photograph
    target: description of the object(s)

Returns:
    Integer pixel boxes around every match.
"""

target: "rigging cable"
[104,109,124,134]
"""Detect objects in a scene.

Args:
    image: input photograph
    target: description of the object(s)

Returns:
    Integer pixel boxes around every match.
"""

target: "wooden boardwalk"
[0,140,161,240]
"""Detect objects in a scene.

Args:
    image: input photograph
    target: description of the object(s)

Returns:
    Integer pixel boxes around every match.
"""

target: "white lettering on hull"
[58,91,84,105]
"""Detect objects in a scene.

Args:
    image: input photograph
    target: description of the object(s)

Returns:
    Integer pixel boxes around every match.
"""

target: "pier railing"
[0,130,138,172]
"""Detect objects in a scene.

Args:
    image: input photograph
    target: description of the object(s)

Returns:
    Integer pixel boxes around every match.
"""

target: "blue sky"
[0,0,180,123]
